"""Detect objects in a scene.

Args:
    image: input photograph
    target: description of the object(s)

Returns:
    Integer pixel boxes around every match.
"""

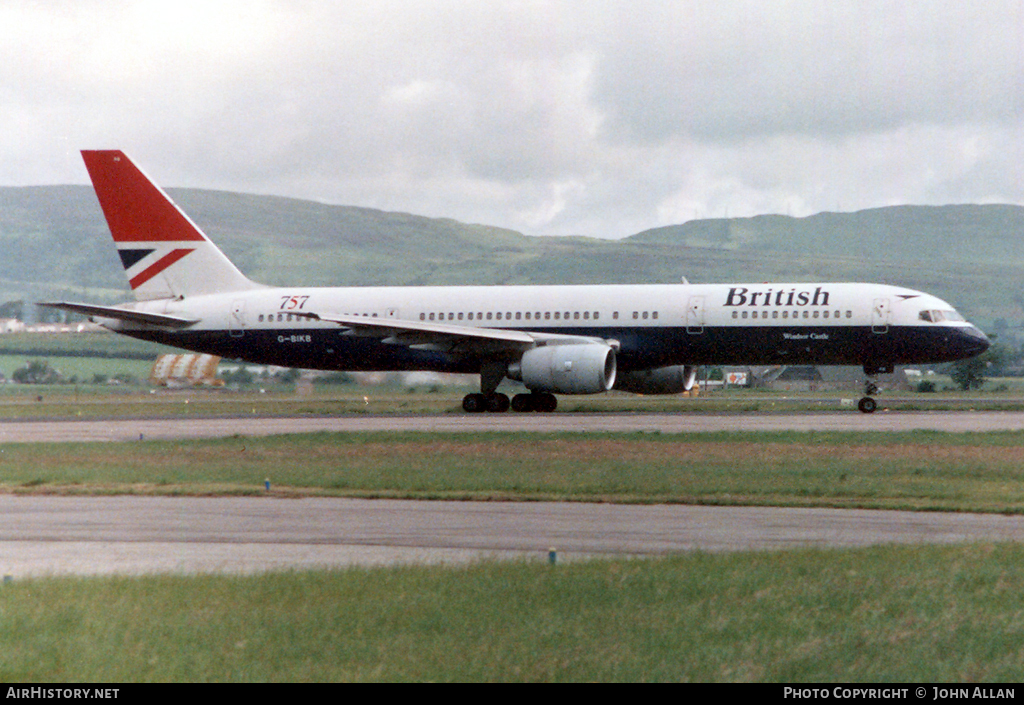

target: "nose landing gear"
[858,365,888,414]
[857,395,878,414]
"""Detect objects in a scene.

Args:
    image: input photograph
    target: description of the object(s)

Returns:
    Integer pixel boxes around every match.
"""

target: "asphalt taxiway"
[3,496,1024,578]
[4,409,1024,443]
[3,411,1024,577]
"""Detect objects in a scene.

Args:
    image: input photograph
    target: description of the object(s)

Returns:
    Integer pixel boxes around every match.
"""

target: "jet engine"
[508,344,617,395]
[614,365,698,395]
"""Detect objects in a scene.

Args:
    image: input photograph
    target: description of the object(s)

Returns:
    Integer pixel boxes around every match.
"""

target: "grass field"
[2,430,1024,514]
[0,372,1021,681]
[3,544,1024,682]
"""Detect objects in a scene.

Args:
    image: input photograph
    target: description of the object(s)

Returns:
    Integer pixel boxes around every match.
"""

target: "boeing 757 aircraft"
[41,150,990,414]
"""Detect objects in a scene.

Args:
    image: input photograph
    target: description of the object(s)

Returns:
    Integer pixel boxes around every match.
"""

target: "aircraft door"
[872,298,890,334]
[686,296,705,334]
[230,299,246,338]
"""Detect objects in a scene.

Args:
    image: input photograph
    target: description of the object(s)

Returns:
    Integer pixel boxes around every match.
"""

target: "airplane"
[40,150,990,414]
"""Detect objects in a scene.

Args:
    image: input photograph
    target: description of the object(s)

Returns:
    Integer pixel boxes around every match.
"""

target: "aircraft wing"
[299,312,608,353]
[37,301,198,328]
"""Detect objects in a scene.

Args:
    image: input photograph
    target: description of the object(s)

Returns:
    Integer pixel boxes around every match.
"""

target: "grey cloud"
[0,1,1021,239]
[593,1,1024,144]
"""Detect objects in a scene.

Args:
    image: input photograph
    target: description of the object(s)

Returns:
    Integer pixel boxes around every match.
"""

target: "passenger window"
[782,311,788,319]
[554,312,560,320]
[544,312,550,320]
[823,311,829,319]
[846,311,852,318]
[574,312,580,320]
[652,311,658,320]
[613,312,619,320]
[583,311,589,320]
[594,312,600,320]
[496,312,502,320]
[633,312,639,319]
[516,312,522,320]
[642,311,648,320]
[803,311,809,319]
[742,311,748,319]
[732,311,738,319]
[813,311,819,319]
[458,313,464,320]
[752,311,758,319]
[772,311,778,319]
[487,313,493,320]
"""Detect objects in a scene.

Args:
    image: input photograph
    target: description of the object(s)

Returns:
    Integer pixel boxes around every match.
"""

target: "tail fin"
[81,150,260,301]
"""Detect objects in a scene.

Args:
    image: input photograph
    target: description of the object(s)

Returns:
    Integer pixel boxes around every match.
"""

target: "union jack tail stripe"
[128,248,195,290]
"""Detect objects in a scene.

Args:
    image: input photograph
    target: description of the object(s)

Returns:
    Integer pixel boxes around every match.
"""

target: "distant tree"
[0,300,23,321]
[950,358,986,391]
[12,360,61,384]
[222,367,255,386]
[313,372,354,385]
[279,368,302,384]
[949,344,1008,391]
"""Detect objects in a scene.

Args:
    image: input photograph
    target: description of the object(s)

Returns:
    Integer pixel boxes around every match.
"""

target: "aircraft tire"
[535,393,557,413]
[511,393,534,412]
[857,397,877,414]
[486,393,511,413]
[462,393,486,413]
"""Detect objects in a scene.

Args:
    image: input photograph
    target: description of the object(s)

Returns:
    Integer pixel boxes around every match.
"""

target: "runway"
[4,409,1024,443]
[3,496,1024,578]
[3,411,1024,578]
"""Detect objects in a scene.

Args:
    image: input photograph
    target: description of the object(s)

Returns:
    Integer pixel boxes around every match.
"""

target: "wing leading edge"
[297,311,612,353]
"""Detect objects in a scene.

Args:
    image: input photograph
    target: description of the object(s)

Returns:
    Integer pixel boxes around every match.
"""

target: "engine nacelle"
[509,344,617,395]
[614,365,698,395]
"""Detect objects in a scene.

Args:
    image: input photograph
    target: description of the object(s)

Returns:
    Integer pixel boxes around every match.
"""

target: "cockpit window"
[919,309,965,323]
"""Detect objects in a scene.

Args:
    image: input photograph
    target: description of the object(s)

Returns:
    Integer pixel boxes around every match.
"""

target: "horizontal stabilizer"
[37,302,198,328]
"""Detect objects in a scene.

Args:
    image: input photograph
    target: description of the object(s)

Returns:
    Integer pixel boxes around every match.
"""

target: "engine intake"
[614,365,698,395]
[509,344,617,395]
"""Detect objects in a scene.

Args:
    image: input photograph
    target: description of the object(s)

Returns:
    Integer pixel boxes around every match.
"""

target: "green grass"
[0,383,1022,420]
[4,430,1024,513]
[3,544,1024,681]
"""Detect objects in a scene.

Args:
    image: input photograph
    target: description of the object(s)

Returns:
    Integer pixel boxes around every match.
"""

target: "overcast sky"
[1,0,1022,238]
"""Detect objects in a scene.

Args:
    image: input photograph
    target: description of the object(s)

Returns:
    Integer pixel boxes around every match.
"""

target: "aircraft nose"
[959,325,991,357]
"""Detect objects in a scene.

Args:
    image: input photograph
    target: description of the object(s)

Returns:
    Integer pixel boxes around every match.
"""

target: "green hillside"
[0,185,1021,328]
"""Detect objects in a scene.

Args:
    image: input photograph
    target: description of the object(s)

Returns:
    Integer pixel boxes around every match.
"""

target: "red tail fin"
[81,150,259,300]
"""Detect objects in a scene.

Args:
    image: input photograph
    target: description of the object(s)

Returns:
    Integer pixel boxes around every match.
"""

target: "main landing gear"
[463,361,557,413]
[462,392,557,413]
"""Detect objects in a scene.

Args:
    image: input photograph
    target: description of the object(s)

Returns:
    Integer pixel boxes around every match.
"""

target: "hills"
[0,185,1021,328]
